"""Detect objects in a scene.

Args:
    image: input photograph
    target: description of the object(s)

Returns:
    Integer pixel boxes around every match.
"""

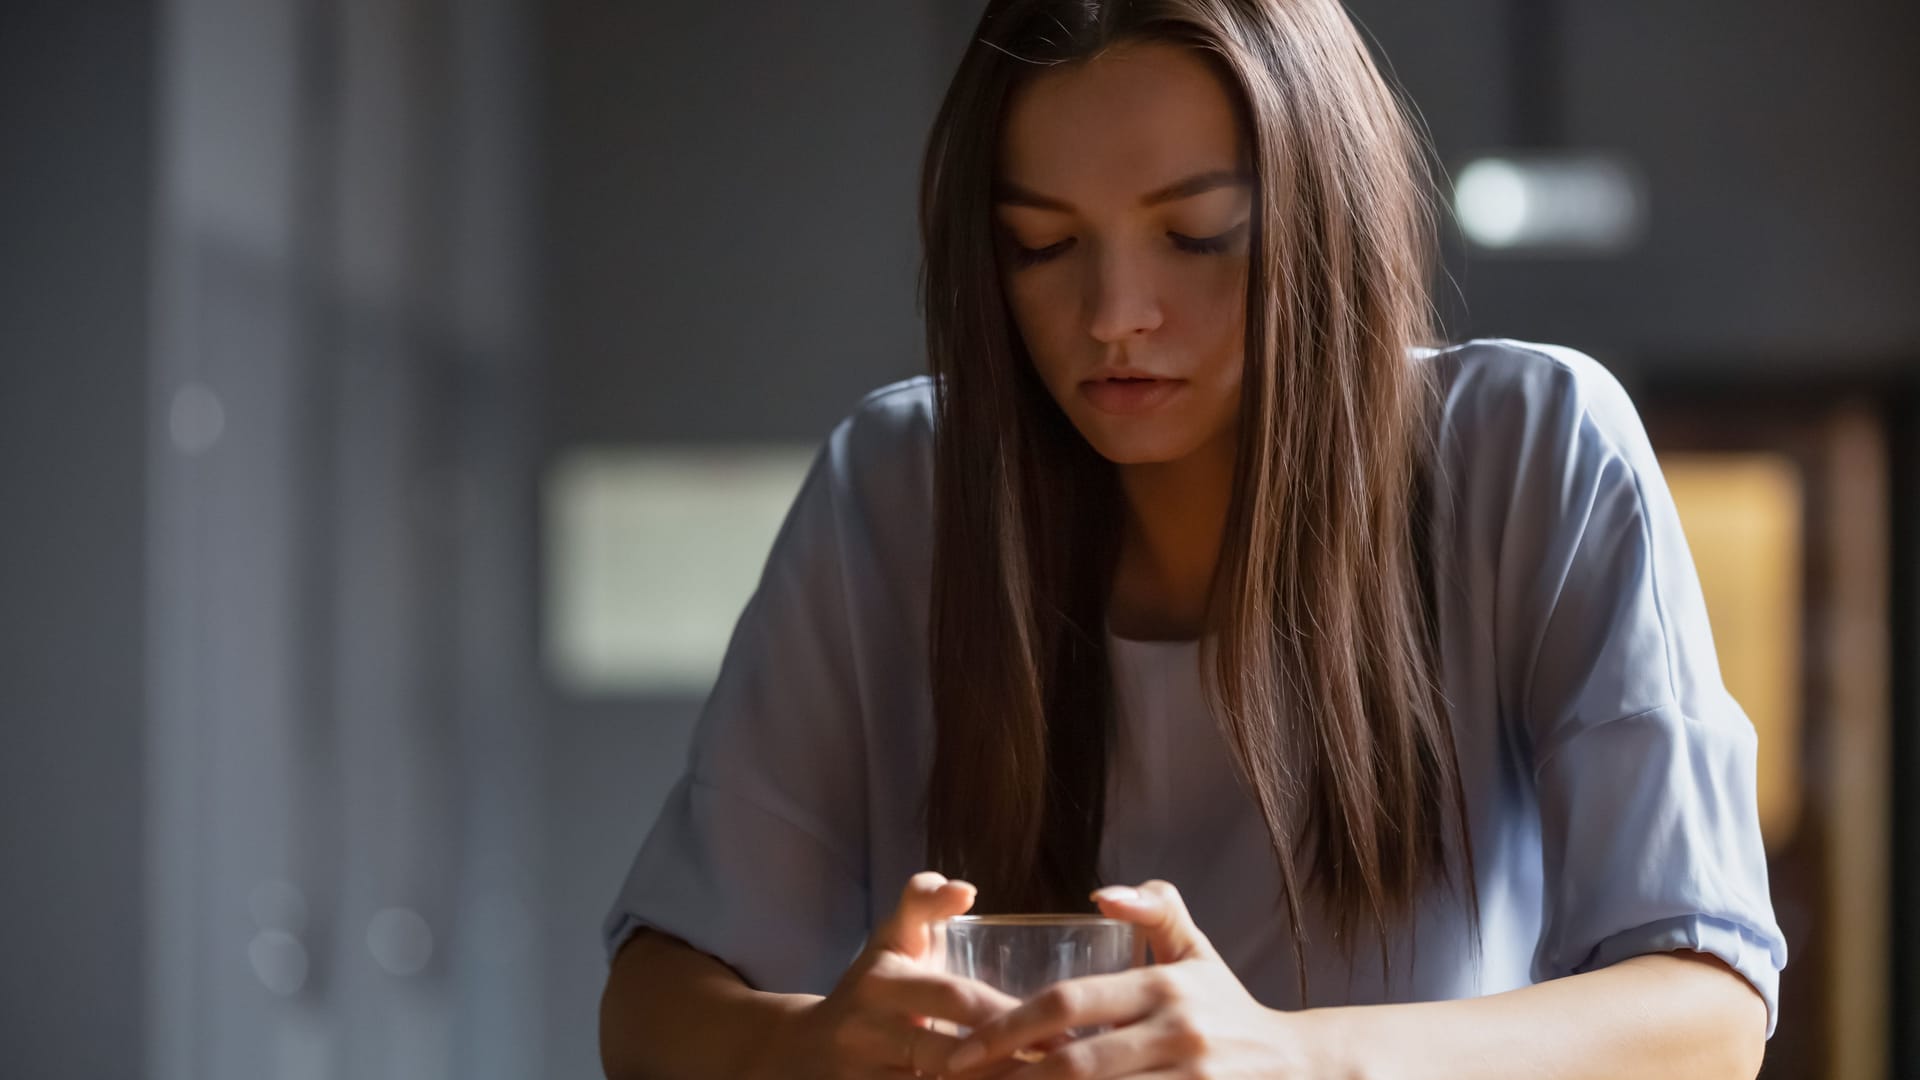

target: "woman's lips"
[1079,376,1185,415]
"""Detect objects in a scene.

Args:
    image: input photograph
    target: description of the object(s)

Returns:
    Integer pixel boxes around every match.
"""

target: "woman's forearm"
[599,928,820,1080]
[1307,953,1767,1080]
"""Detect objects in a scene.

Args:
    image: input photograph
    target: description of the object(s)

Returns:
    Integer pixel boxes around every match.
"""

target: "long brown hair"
[920,0,1477,996]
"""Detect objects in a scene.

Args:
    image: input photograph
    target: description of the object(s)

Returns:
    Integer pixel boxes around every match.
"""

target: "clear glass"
[935,914,1143,1058]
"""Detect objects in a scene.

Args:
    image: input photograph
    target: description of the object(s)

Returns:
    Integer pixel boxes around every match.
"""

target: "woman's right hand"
[749,871,1023,1079]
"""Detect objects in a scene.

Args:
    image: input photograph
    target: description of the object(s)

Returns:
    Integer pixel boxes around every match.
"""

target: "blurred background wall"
[1,4,154,1078]
[2,1,1916,1078]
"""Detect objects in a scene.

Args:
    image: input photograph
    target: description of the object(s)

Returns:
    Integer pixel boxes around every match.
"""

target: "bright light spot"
[1453,153,1646,254]
[1455,159,1532,248]
[248,879,309,936]
[168,382,226,454]
[248,929,309,996]
[367,907,434,976]
[545,446,815,696]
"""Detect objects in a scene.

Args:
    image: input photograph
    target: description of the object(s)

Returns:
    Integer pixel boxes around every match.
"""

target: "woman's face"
[995,41,1253,467]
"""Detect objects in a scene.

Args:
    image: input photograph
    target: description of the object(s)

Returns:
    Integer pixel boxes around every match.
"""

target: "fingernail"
[1091,885,1140,904]
[948,1040,984,1071]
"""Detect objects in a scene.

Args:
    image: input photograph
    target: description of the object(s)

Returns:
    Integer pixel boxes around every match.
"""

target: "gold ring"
[903,1025,922,1075]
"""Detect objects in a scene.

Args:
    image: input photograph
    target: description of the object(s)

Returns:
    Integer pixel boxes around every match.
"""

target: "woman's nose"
[1085,249,1163,343]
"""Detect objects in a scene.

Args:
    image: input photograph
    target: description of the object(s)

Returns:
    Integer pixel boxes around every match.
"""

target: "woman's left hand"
[939,880,1328,1078]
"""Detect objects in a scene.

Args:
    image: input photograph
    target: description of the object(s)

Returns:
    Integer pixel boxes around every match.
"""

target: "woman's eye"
[1008,238,1074,268]
[1170,221,1250,255]
[1005,220,1249,270]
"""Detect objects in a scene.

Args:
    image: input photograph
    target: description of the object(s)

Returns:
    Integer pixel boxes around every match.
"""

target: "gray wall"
[534,3,967,1076]
[142,1,546,1078]
[540,3,967,447]
[0,4,153,1077]
[2,1,544,1077]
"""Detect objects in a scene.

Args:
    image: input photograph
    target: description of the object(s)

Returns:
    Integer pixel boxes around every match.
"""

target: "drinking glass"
[935,914,1142,1060]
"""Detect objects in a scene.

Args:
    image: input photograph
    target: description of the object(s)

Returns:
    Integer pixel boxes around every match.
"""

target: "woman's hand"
[939,880,1328,1078]
[749,871,1025,1079]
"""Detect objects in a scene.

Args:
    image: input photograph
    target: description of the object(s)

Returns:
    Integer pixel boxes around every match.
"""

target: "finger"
[861,955,1024,1026]
[952,1058,1030,1080]
[996,1021,1170,1080]
[837,1009,970,1076]
[930,1053,1028,1080]
[1091,879,1217,965]
[904,1020,969,1077]
[873,871,978,961]
[941,969,1164,1073]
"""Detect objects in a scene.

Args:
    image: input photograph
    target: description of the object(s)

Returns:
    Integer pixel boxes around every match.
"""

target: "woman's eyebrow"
[992,169,1253,212]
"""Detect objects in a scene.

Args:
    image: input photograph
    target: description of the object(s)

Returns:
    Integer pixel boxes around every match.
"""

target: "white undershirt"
[1100,631,1295,987]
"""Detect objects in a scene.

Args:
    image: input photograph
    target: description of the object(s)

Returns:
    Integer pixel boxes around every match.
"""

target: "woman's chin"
[1076,428,1198,467]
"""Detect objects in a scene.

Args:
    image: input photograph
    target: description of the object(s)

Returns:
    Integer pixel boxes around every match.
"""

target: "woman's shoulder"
[795,376,937,613]
[819,374,937,502]
[835,374,936,447]
[1423,337,1658,481]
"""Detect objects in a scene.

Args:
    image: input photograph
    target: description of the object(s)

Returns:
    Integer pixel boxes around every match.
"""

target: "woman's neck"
[1108,427,1238,641]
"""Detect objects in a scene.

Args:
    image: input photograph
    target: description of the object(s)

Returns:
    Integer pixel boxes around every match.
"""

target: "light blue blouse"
[603,339,1788,1037]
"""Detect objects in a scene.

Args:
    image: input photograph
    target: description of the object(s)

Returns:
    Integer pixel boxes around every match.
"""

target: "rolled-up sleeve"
[601,428,873,996]
[1531,702,1785,1037]
[1490,345,1788,1037]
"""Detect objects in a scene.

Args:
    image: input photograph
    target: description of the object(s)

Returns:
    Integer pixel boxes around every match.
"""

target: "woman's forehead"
[997,42,1248,212]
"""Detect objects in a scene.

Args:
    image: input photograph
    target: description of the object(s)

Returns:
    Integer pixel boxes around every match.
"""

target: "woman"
[599,1,1786,1076]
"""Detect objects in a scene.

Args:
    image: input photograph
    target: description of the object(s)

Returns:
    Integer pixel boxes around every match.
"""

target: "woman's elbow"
[1697,956,1769,1080]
